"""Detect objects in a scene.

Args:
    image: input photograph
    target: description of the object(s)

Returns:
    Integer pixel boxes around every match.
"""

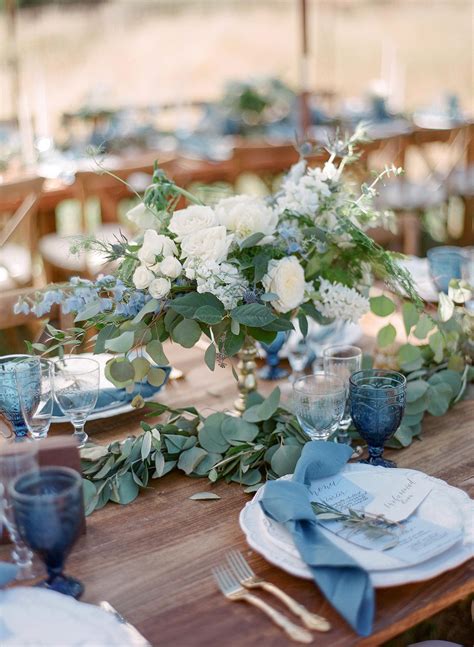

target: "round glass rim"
[14,356,53,374]
[322,344,362,360]
[0,354,33,369]
[427,246,468,259]
[349,369,406,390]
[293,373,346,396]
[9,466,82,503]
[53,356,100,375]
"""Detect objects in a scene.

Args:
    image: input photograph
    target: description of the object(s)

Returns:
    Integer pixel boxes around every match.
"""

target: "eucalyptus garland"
[81,387,308,514]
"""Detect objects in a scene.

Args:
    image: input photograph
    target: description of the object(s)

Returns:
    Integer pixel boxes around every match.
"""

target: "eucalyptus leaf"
[398,344,421,367]
[370,295,395,317]
[131,299,158,324]
[106,358,135,386]
[231,468,262,486]
[193,452,222,476]
[178,446,208,475]
[204,343,216,371]
[428,370,463,397]
[141,431,152,461]
[171,319,202,348]
[393,425,414,447]
[198,413,230,453]
[105,330,135,353]
[172,292,224,319]
[154,451,165,477]
[240,232,265,248]
[132,357,150,381]
[221,417,259,445]
[270,445,302,477]
[406,380,429,403]
[189,492,221,500]
[428,331,445,363]
[377,323,396,348]
[194,306,223,325]
[231,303,276,327]
[115,472,139,505]
[147,367,167,387]
[426,383,453,416]
[146,340,169,365]
[413,315,435,340]
[243,388,280,422]
[402,302,419,336]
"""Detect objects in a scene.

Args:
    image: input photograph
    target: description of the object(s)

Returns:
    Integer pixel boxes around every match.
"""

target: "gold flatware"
[226,550,331,632]
[212,564,313,644]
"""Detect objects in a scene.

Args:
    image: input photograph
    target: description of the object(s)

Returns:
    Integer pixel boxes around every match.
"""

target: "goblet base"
[37,574,84,599]
[258,366,289,381]
[359,456,396,468]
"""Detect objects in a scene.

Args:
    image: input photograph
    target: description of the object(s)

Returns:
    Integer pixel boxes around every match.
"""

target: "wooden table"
[1,341,473,646]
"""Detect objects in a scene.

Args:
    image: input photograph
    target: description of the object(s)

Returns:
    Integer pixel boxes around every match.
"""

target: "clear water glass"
[287,339,312,383]
[16,358,54,440]
[323,345,362,444]
[0,446,39,580]
[349,369,407,468]
[292,373,346,441]
[427,246,468,293]
[52,357,99,448]
[0,355,41,439]
[10,466,84,598]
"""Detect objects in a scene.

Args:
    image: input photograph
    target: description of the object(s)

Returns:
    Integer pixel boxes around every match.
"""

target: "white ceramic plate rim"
[239,466,474,588]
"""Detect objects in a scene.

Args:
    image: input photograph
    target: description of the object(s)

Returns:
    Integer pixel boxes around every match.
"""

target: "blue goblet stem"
[259,332,289,381]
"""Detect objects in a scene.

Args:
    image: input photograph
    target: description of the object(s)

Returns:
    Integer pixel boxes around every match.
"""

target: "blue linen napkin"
[0,562,17,587]
[52,367,171,417]
[260,441,374,636]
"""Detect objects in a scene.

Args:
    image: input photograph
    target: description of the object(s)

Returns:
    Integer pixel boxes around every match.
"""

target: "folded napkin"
[52,368,170,417]
[260,441,374,636]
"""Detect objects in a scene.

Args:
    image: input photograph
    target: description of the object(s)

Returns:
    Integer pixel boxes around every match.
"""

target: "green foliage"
[370,295,396,317]
[80,391,308,514]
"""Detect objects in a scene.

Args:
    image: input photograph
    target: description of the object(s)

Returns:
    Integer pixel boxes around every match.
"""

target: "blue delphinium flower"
[13,301,30,315]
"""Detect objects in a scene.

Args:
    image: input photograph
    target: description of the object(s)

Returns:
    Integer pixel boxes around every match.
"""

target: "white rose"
[262,256,305,313]
[133,265,154,290]
[138,230,178,265]
[180,226,232,263]
[126,203,157,231]
[215,195,277,242]
[149,277,171,299]
[159,256,182,279]
[168,205,218,241]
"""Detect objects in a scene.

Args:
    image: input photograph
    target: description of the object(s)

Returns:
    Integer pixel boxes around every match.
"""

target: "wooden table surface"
[1,339,473,646]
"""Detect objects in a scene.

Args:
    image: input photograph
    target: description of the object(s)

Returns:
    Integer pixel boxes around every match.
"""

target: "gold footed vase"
[233,338,258,415]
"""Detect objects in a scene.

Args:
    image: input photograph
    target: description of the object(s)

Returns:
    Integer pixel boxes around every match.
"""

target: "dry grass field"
[0,0,472,131]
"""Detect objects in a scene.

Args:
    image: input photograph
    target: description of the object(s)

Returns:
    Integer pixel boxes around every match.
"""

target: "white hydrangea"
[191,261,248,310]
[314,278,369,323]
[276,161,339,217]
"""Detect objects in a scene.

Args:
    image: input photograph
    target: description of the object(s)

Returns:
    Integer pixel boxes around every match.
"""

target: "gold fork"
[226,550,331,632]
[212,564,313,644]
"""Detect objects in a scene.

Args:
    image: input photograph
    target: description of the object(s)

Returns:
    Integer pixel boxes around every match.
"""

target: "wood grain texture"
[1,338,473,647]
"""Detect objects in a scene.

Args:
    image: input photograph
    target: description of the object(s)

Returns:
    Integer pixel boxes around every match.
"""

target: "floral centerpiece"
[18,132,417,396]
[16,132,432,511]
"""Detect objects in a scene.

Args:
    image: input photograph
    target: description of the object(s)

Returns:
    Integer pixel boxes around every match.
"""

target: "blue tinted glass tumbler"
[0,355,41,439]
[427,246,468,294]
[10,466,84,598]
[349,369,406,468]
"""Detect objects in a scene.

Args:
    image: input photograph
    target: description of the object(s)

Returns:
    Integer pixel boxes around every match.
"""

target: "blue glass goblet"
[259,331,289,381]
[349,369,406,468]
[0,356,41,439]
[427,246,468,294]
[10,466,84,598]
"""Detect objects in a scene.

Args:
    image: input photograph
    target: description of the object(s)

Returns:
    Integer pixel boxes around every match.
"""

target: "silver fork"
[227,550,331,632]
[212,564,313,644]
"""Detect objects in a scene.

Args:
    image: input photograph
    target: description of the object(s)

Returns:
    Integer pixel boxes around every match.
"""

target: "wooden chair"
[0,176,45,290]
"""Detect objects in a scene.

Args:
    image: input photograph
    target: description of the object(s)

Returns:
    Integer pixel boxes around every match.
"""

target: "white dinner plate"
[0,587,141,646]
[240,464,474,588]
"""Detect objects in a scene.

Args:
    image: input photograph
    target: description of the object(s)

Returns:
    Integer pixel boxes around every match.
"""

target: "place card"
[308,474,374,511]
[364,473,433,523]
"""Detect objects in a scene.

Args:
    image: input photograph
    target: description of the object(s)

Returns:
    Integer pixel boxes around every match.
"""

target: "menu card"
[309,474,462,565]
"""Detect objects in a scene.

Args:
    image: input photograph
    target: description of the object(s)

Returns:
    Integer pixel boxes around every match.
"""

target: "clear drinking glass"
[16,358,54,440]
[0,446,39,579]
[52,357,99,447]
[287,339,312,383]
[323,345,362,444]
[10,466,84,598]
[292,373,346,441]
